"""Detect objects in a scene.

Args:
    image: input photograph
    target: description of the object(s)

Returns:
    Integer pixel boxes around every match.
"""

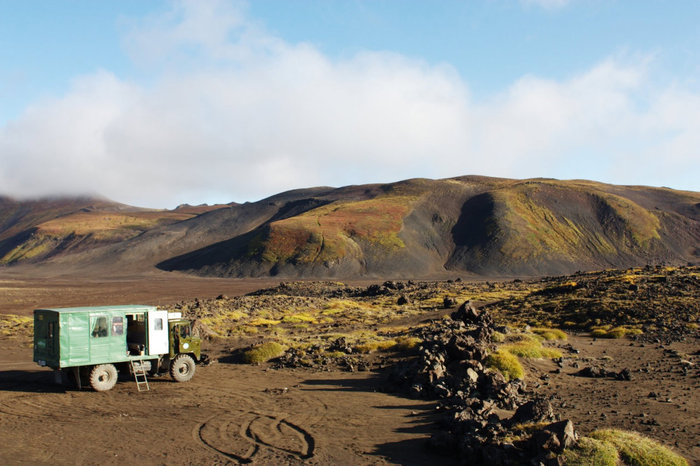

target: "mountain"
[0,196,224,267]
[156,177,700,277]
[2,176,699,278]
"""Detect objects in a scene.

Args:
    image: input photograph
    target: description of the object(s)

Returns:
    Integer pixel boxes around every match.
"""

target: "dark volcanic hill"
[1,176,699,278]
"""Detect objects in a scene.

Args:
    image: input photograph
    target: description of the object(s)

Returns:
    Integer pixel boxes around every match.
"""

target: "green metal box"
[34,305,156,369]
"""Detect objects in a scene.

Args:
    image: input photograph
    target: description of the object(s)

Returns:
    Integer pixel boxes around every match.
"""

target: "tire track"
[0,393,113,420]
[196,411,315,463]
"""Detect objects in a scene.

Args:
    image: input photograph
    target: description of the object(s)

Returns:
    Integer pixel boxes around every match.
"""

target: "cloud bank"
[1,0,698,208]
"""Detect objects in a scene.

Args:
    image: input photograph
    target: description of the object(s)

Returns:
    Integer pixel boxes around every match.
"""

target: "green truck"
[33,305,202,391]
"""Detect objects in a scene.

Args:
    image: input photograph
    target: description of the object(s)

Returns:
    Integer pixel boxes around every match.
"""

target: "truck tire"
[89,364,118,391]
[170,354,195,382]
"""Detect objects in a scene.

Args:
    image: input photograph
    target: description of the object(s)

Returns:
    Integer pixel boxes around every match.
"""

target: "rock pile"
[389,301,523,407]
[387,302,579,465]
[274,338,373,372]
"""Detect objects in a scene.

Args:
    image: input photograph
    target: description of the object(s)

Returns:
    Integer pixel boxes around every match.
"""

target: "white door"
[147,310,169,355]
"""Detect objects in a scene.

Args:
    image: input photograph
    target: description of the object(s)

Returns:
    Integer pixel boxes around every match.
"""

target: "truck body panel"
[34,305,158,370]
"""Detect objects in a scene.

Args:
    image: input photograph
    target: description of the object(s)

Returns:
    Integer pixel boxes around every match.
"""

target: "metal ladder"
[130,360,150,392]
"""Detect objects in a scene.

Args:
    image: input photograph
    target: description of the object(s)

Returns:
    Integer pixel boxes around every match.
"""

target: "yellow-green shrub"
[532,327,567,341]
[506,333,543,344]
[281,313,317,324]
[562,436,619,465]
[393,336,422,351]
[590,326,643,339]
[242,341,286,364]
[502,342,562,359]
[485,349,524,381]
[354,339,397,354]
[588,429,688,466]
[248,318,281,327]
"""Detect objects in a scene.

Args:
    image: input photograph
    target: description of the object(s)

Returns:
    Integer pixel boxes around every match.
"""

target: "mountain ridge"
[1,176,698,278]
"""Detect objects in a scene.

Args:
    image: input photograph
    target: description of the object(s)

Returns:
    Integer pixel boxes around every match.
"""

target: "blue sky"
[1,0,699,207]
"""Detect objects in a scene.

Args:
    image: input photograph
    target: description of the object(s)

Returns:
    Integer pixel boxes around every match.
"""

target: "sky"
[1,0,699,208]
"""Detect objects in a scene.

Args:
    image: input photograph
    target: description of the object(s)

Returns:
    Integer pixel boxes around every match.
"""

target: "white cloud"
[0,1,698,208]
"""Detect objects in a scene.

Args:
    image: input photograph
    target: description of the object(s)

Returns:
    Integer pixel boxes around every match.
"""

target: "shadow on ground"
[300,369,461,466]
[0,370,67,393]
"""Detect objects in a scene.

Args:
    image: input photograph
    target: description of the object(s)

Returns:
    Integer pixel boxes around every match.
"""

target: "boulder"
[451,301,482,324]
[509,399,556,425]
[530,420,577,454]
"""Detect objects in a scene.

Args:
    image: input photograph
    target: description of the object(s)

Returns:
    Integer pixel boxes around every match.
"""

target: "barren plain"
[0,267,698,465]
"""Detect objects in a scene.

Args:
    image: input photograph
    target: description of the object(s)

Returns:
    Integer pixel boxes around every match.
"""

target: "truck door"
[89,313,112,362]
[33,311,59,366]
[147,310,169,355]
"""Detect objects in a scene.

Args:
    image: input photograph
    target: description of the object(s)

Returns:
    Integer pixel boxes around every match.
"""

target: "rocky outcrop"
[385,303,580,465]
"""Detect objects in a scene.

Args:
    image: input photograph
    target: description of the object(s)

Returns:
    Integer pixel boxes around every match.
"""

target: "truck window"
[179,325,190,338]
[92,316,109,338]
[154,318,163,331]
[112,316,124,336]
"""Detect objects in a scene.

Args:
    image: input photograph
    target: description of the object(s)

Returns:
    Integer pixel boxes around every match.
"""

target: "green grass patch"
[393,336,422,351]
[505,332,544,344]
[590,326,643,339]
[588,429,688,466]
[281,313,317,324]
[354,339,397,354]
[562,436,620,466]
[485,349,524,381]
[532,327,567,340]
[242,341,287,364]
[0,314,33,338]
[248,318,282,327]
[502,341,562,359]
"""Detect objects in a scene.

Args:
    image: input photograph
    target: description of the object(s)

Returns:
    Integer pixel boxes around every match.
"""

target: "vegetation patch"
[500,331,563,359]
[562,436,620,466]
[281,313,317,324]
[354,339,397,354]
[242,341,287,364]
[485,349,524,381]
[0,314,33,338]
[248,318,282,327]
[253,195,415,264]
[531,327,567,341]
[587,429,688,466]
[502,341,562,359]
[590,326,643,339]
[393,336,422,351]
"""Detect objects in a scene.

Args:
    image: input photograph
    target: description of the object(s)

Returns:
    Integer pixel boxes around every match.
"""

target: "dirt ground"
[0,271,281,315]
[0,274,454,465]
[0,342,461,465]
[0,273,697,465]
[525,335,699,464]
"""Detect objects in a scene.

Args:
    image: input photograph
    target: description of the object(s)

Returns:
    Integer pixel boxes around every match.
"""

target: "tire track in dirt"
[187,383,323,463]
[0,393,114,420]
[195,411,315,464]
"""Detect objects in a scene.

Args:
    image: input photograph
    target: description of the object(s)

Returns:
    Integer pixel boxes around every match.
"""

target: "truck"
[33,305,202,391]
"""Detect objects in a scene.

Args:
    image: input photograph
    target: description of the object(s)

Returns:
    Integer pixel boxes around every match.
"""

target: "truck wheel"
[170,354,195,382]
[89,364,118,391]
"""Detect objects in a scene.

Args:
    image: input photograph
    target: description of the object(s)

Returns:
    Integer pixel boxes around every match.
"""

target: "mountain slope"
[2,176,699,278]
[158,177,700,277]
[0,196,223,266]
